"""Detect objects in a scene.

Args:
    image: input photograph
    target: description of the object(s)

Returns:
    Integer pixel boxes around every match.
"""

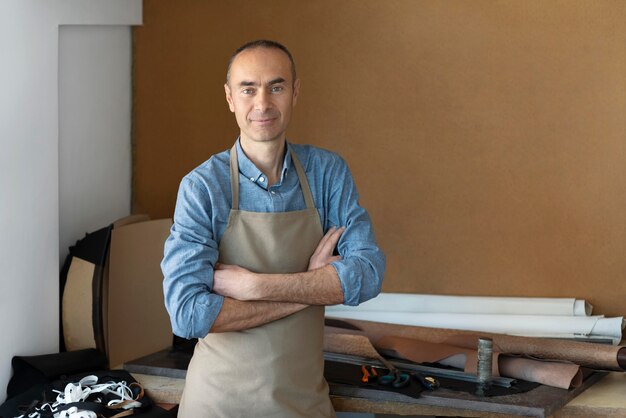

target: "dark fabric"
[0,370,169,418]
[6,349,107,400]
[59,225,112,352]
[171,335,196,354]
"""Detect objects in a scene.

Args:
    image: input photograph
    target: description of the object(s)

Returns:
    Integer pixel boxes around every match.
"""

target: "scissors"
[360,365,378,383]
[378,369,410,388]
[376,357,411,388]
[361,364,409,388]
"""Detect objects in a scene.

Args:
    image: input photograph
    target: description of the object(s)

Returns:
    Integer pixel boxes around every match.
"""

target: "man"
[161,40,385,417]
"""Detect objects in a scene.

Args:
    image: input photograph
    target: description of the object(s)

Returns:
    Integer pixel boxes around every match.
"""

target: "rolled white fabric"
[325,311,625,345]
[327,293,592,316]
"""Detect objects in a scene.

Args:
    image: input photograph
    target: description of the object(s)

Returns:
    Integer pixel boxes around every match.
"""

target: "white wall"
[59,25,132,266]
[0,0,140,402]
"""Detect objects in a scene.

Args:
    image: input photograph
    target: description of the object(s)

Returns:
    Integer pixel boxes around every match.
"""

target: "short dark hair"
[226,39,297,85]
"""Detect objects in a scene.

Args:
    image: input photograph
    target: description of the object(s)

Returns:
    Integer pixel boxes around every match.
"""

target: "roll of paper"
[327,293,592,316]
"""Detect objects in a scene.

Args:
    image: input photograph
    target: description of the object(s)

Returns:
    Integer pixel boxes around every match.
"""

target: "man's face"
[225,47,300,146]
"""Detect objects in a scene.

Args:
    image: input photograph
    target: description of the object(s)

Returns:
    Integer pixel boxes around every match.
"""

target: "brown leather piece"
[324,331,584,389]
[498,356,582,389]
[324,333,381,359]
[371,335,581,389]
[375,335,501,376]
[326,319,625,371]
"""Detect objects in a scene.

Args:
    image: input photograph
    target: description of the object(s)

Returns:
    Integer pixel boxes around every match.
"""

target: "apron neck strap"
[229,143,316,210]
[229,144,240,210]
[289,148,316,209]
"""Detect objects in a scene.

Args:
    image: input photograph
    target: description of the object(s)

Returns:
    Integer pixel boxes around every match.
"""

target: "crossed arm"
[163,156,386,338]
[209,227,345,332]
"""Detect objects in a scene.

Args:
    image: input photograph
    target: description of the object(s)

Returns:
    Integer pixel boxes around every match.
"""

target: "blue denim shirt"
[161,139,386,339]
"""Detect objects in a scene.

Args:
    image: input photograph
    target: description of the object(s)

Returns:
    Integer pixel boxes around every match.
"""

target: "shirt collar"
[235,138,292,187]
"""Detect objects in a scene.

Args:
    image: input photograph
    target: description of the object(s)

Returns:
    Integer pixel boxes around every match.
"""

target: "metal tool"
[476,337,493,396]
[477,337,493,383]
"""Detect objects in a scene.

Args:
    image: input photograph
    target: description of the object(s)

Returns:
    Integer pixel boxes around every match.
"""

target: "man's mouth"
[252,118,277,125]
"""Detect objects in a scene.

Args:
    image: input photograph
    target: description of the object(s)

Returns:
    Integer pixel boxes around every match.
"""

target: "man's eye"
[271,86,284,93]
[242,88,254,95]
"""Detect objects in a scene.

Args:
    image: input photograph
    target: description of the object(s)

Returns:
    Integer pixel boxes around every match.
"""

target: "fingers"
[328,255,342,263]
[317,226,343,248]
[307,227,345,271]
[319,226,345,255]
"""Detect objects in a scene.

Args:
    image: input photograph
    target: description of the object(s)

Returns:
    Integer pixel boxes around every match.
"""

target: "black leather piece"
[6,349,107,400]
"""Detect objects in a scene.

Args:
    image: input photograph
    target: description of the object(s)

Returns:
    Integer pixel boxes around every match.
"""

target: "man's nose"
[254,89,271,111]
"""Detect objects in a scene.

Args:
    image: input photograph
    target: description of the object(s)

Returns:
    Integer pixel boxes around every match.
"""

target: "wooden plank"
[331,396,515,417]
[133,373,185,405]
[556,373,626,418]
[131,371,607,417]
[126,349,611,416]
[323,362,605,418]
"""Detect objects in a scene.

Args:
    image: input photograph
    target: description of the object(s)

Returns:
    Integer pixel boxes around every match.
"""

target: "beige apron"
[178,144,336,418]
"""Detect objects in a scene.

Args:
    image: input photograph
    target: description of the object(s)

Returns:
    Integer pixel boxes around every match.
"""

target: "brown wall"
[133,1,626,315]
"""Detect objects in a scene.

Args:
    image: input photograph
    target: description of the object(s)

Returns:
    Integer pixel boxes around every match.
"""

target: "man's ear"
[292,78,301,107]
[225,83,235,112]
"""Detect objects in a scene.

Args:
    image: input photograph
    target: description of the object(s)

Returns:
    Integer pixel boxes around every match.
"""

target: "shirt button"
[271,191,276,195]
[249,177,254,182]
[259,176,265,183]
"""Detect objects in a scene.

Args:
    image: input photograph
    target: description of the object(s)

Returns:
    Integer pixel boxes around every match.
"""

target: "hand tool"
[412,371,440,390]
[376,356,410,388]
[360,365,378,383]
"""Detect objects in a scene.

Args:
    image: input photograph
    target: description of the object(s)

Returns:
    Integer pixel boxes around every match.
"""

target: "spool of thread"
[477,337,493,392]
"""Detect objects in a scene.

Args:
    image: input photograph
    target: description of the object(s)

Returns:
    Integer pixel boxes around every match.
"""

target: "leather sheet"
[498,356,583,390]
[324,331,582,389]
[326,319,625,371]
[323,332,381,359]
[374,335,501,375]
[62,257,97,351]
[60,224,112,353]
[376,335,582,389]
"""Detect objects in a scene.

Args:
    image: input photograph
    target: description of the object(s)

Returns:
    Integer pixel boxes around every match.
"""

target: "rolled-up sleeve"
[161,177,224,339]
[327,156,386,305]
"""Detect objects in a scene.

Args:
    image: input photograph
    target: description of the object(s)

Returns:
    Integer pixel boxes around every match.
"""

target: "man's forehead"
[229,47,293,84]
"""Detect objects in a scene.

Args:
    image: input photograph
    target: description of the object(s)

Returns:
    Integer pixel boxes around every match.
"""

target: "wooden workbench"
[131,371,626,417]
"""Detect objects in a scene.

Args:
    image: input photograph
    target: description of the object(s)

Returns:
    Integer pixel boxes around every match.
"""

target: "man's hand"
[213,263,258,301]
[308,226,344,271]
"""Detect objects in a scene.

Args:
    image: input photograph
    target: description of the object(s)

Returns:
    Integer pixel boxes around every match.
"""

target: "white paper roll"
[327,293,592,316]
